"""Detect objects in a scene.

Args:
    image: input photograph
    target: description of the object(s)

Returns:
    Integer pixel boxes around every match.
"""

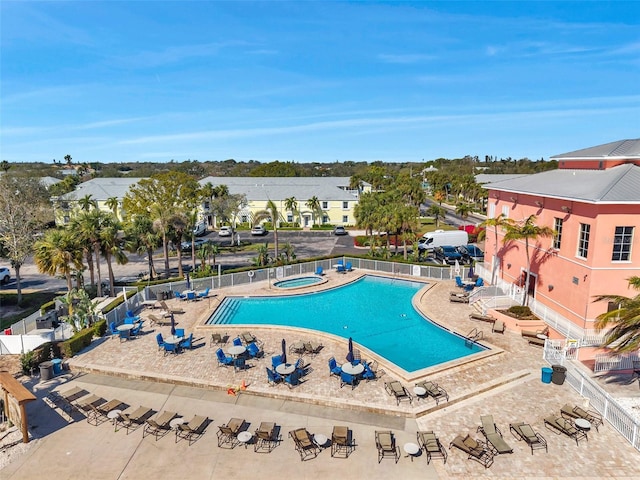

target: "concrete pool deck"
[3,269,640,478]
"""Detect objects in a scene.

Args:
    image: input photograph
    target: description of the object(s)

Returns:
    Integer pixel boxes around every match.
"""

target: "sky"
[1,1,639,165]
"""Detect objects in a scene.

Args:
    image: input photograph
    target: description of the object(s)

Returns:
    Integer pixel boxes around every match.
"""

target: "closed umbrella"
[346,337,354,363]
[186,272,191,290]
[281,339,287,364]
[468,264,475,279]
[454,259,461,276]
[170,314,176,336]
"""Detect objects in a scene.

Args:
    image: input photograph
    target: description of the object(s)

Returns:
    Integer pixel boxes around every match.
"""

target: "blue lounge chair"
[266,367,283,385]
[272,355,283,369]
[156,333,164,351]
[340,371,356,389]
[180,333,193,350]
[246,342,262,358]
[216,348,234,367]
[315,266,324,276]
[455,276,465,288]
[197,288,210,299]
[163,342,179,355]
[233,337,242,346]
[328,357,342,378]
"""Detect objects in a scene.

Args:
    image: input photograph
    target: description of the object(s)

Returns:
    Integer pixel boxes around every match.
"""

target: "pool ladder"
[465,328,483,347]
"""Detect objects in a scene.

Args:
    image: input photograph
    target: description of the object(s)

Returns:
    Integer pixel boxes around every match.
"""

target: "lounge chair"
[449,434,494,468]
[148,313,171,327]
[289,341,305,354]
[543,415,587,445]
[384,381,412,405]
[116,406,154,434]
[176,415,209,445]
[450,292,470,303]
[492,320,506,334]
[210,332,227,346]
[477,415,513,454]
[331,426,354,458]
[417,430,447,464]
[469,312,497,323]
[289,428,321,461]
[509,422,548,454]
[455,276,465,288]
[560,404,603,432]
[87,398,125,426]
[143,411,177,440]
[48,386,89,415]
[521,326,549,339]
[415,380,449,405]
[76,394,106,416]
[528,336,546,346]
[375,430,400,463]
[160,300,184,314]
[254,422,279,453]
[304,341,323,356]
[217,418,245,448]
[241,331,257,344]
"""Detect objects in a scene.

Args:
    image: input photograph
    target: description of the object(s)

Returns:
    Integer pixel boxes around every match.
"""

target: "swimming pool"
[207,275,486,372]
[273,276,323,289]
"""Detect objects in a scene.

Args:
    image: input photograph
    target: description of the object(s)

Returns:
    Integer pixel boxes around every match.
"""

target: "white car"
[218,226,233,237]
[0,267,10,284]
[250,225,268,236]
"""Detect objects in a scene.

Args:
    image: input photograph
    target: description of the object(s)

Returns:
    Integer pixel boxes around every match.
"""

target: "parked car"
[457,244,484,264]
[218,226,233,237]
[0,267,10,284]
[251,225,268,236]
[192,221,207,236]
[333,226,348,236]
[180,239,208,252]
[434,245,463,265]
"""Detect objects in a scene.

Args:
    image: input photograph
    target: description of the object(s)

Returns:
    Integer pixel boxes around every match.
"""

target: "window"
[577,223,590,258]
[553,218,563,249]
[203,201,210,210]
[488,204,496,218]
[612,226,633,261]
[501,206,509,218]
[322,201,328,209]
[287,214,293,222]
[342,215,348,223]
[241,215,248,223]
[322,215,329,224]
[63,215,70,224]
[342,201,349,209]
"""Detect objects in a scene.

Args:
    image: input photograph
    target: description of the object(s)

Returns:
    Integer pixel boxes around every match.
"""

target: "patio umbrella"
[454,259,461,276]
[186,273,191,290]
[346,337,354,363]
[281,339,287,364]
[170,314,176,336]
[467,263,475,279]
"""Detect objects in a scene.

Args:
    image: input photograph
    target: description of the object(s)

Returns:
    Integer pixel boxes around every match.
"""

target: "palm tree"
[306,196,322,226]
[105,197,119,218]
[254,199,280,259]
[200,242,219,267]
[503,214,554,305]
[70,210,109,296]
[168,213,188,279]
[252,242,270,267]
[34,229,83,292]
[124,216,160,280]
[284,196,298,226]
[100,218,128,296]
[455,203,474,226]
[480,213,511,285]
[427,204,447,228]
[594,276,640,353]
[78,194,97,211]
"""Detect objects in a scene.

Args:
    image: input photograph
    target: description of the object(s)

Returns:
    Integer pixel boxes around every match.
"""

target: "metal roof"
[551,138,640,160]
[61,178,143,201]
[475,174,529,184]
[484,163,640,203]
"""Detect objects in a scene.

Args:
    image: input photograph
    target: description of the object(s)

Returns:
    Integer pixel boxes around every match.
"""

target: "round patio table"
[574,418,591,432]
[275,363,295,375]
[228,345,246,357]
[116,324,135,332]
[170,417,186,429]
[404,442,420,461]
[238,431,253,448]
[341,363,364,375]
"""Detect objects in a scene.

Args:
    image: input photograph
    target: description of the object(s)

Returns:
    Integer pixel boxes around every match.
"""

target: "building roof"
[484,163,640,204]
[475,174,529,184]
[551,138,640,160]
[199,177,360,202]
[40,176,62,187]
[60,178,143,201]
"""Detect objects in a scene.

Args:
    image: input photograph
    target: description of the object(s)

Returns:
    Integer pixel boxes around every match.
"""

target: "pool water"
[207,275,486,372]
[273,276,323,288]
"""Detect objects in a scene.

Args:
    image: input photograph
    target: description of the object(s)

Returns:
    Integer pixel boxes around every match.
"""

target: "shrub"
[59,327,95,358]
[507,305,533,318]
[40,300,56,315]
[93,319,107,338]
[20,351,36,375]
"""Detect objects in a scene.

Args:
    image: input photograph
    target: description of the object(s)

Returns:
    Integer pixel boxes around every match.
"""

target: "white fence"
[594,353,640,373]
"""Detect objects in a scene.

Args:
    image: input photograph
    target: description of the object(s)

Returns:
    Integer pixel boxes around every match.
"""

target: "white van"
[418,230,468,252]
[193,221,207,237]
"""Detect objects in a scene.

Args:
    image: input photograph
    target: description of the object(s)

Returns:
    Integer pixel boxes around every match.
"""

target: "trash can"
[551,365,567,385]
[541,367,552,384]
[39,361,54,381]
[51,358,63,375]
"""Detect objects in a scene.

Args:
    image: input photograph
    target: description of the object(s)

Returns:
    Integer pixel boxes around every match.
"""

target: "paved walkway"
[3,269,640,478]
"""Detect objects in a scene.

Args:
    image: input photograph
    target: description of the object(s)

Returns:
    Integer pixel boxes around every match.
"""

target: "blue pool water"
[207,275,486,372]
[273,276,323,288]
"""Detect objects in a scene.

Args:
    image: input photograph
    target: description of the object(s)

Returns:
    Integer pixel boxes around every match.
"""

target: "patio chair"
[148,313,171,327]
[215,348,234,367]
[449,434,494,468]
[289,428,321,461]
[179,333,193,350]
[176,415,209,445]
[76,394,106,417]
[254,422,280,453]
[289,341,305,354]
[156,333,165,351]
[367,360,385,379]
[197,288,210,299]
[417,430,447,464]
[345,262,353,272]
[210,332,227,346]
[159,300,184,315]
[492,320,505,334]
[271,355,283,369]
[163,342,179,356]
[109,321,119,338]
[116,406,154,434]
[362,361,377,381]
[521,326,549,339]
[217,417,245,448]
[125,310,141,321]
[509,422,548,454]
[232,337,243,346]
[384,381,412,405]
[246,342,263,358]
[544,415,588,445]
[455,276,465,288]
[304,341,323,356]
[131,322,143,336]
[233,357,247,372]
[118,328,131,342]
[240,331,257,344]
[173,291,187,301]
[560,404,603,432]
[477,415,513,454]
[336,264,346,274]
[143,411,177,440]
[186,291,197,301]
[266,367,283,385]
[415,380,449,405]
[294,358,312,376]
[284,369,302,388]
[475,277,484,287]
[331,426,354,458]
[174,328,184,338]
[328,357,342,378]
[315,266,324,276]
[340,371,357,389]
[375,430,400,463]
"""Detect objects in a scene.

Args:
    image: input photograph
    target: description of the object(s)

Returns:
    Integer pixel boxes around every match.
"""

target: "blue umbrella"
[346,337,354,363]
[468,264,475,279]
[281,339,287,364]
[170,314,176,336]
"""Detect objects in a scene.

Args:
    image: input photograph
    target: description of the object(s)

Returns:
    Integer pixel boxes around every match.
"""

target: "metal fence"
[594,353,640,373]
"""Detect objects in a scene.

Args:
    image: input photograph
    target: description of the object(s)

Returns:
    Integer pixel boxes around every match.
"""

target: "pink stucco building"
[483,139,640,342]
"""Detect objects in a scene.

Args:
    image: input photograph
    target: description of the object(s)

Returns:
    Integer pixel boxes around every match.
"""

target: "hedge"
[59,326,95,358]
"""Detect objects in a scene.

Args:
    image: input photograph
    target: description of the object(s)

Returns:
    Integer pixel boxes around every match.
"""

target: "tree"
[168,213,188,278]
[427,204,447,228]
[594,276,640,353]
[0,176,51,302]
[252,242,271,267]
[105,197,119,218]
[306,196,322,226]
[455,203,474,226]
[70,210,111,296]
[34,229,83,292]
[284,196,299,226]
[0,160,10,173]
[480,213,511,285]
[100,217,128,296]
[124,216,160,280]
[254,199,280,259]
[64,154,73,166]
[503,214,554,305]
[78,194,97,211]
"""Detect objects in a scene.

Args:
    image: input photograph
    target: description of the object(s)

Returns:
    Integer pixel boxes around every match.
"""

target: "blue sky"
[1,1,639,164]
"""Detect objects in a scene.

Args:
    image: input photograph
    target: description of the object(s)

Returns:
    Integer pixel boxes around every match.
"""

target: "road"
[422,199,486,228]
